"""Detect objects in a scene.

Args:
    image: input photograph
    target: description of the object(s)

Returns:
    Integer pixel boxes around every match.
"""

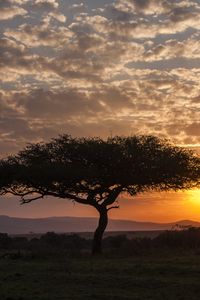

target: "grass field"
[1,252,200,300]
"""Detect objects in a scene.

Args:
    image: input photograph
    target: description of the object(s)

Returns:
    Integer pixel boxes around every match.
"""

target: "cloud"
[113,0,199,16]
[0,37,37,77]
[0,0,200,154]
[144,37,200,62]
[185,123,200,137]
[33,0,59,10]
[5,22,73,47]
[49,11,66,22]
[94,0,200,39]
[0,37,49,82]
[113,0,171,15]
[0,37,27,60]
[71,3,84,9]
[4,0,29,4]
[69,2,86,12]
[20,88,105,118]
[0,5,27,20]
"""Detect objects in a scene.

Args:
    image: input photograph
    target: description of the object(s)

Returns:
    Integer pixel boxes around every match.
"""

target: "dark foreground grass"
[1,252,200,300]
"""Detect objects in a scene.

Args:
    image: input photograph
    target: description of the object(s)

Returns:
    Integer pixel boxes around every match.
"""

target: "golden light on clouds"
[0,0,199,220]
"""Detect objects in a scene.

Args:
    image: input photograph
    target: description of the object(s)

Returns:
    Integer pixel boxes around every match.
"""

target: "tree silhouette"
[0,135,199,254]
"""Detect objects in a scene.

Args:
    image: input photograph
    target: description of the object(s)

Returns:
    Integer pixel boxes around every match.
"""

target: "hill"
[0,215,200,234]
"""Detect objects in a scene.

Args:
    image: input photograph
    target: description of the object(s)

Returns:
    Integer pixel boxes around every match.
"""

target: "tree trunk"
[92,207,108,255]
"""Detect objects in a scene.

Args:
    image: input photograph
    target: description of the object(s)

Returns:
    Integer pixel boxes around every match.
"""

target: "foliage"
[0,135,199,204]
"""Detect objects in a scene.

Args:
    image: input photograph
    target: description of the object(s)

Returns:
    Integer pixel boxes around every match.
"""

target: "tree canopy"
[0,135,199,254]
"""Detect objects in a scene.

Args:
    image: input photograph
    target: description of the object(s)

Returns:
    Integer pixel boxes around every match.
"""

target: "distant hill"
[0,215,200,234]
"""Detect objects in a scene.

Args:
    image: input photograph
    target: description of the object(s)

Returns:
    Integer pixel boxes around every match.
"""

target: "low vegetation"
[1,228,200,299]
[2,227,200,256]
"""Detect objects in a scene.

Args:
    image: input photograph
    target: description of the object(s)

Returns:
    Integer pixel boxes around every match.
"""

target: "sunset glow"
[107,189,200,223]
[186,189,200,209]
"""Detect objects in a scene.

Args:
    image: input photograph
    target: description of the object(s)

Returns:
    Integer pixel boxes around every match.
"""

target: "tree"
[0,135,199,255]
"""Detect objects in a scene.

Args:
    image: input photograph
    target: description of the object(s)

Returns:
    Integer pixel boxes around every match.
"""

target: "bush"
[154,227,200,249]
[0,233,12,249]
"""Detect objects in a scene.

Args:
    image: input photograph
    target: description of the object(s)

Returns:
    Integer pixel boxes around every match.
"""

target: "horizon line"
[1,214,200,225]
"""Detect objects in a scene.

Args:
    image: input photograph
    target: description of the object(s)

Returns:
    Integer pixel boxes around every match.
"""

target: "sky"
[0,0,200,222]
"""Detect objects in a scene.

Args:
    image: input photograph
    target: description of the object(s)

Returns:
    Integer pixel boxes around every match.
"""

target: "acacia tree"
[0,135,199,254]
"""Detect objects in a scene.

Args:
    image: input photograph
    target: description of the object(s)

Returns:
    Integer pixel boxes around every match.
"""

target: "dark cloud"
[22,89,104,117]
[126,58,200,70]
[0,38,27,65]
[133,0,150,9]
[0,0,12,8]
[191,95,200,103]
[169,7,198,23]
[5,22,72,47]
[31,0,59,10]
[185,123,200,137]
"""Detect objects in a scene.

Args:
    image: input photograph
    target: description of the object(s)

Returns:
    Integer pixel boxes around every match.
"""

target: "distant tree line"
[1,228,200,258]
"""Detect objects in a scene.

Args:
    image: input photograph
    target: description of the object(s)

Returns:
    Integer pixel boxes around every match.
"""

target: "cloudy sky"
[0,0,200,221]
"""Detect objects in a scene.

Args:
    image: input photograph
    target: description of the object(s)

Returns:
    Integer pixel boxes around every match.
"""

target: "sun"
[186,189,200,206]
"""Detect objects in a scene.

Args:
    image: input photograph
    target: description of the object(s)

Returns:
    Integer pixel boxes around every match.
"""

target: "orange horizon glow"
[108,189,200,223]
[1,189,200,224]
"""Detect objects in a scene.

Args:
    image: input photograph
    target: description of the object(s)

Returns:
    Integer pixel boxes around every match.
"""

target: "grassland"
[1,252,200,300]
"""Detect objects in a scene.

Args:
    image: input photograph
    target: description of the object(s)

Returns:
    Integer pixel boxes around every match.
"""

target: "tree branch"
[45,191,94,206]
[20,194,44,204]
[107,205,120,211]
[1,186,98,207]
[102,186,122,207]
